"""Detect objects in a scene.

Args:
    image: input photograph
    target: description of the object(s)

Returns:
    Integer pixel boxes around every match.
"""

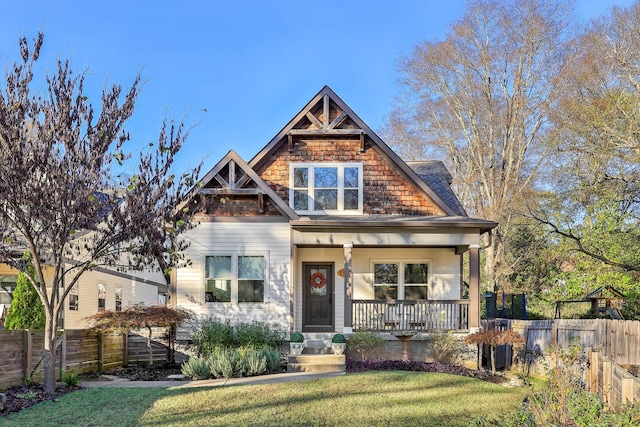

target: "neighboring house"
[0,263,166,329]
[174,86,497,335]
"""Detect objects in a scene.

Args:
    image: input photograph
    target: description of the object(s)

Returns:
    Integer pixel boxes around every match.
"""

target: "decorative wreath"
[309,271,326,289]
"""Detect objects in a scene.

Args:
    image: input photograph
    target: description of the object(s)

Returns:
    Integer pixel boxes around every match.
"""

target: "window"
[69,284,79,311]
[291,163,363,214]
[373,261,429,300]
[115,287,122,312]
[97,283,106,312]
[238,256,265,303]
[205,256,232,302]
[0,276,16,305]
[205,255,266,303]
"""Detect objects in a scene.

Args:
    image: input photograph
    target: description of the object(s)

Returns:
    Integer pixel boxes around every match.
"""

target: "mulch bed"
[0,383,80,416]
[1,363,183,417]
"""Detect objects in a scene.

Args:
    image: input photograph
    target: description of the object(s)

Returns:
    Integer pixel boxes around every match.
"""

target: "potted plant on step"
[331,333,347,355]
[290,332,305,355]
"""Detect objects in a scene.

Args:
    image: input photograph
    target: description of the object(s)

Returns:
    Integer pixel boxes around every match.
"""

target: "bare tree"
[384,0,575,288]
[0,33,201,393]
[529,2,640,272]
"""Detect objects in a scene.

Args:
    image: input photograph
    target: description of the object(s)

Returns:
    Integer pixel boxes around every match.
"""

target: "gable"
[185,150,298,220]
[250,86,458,216]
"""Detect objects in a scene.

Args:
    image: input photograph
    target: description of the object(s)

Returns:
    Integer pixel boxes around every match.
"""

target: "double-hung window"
[373,261,429,300]
[291,163,363,214]
[205,255,266,303]
[97,283,106,312]
[69,283,79,311]
[115,287,122,311]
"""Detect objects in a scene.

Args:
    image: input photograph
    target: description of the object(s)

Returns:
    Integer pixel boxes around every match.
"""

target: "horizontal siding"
[177,222,291,330]
[295,247,462,331]
[64,270,158,328]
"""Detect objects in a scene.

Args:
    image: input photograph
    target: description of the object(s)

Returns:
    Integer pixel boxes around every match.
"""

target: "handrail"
[351,299,470,332]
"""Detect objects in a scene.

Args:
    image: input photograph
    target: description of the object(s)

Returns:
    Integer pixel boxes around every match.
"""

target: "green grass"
[2,372,531,427]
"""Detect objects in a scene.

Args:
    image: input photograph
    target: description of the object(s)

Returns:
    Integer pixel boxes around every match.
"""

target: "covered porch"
[291,216,495,335]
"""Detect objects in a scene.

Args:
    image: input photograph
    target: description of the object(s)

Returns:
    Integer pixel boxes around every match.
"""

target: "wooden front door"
[303,263,334,332]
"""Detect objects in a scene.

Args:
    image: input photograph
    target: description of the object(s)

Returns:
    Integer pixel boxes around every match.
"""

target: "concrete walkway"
[80,371,345,389]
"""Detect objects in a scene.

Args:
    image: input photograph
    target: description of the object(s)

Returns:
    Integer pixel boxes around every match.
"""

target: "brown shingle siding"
[255,137,441,216]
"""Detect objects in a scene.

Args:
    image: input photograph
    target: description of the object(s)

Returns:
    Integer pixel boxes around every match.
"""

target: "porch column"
[343,243,353,332]
[469,244,480,331]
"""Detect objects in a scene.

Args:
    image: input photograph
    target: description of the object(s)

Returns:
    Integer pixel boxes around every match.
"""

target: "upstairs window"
[290,163,363,214]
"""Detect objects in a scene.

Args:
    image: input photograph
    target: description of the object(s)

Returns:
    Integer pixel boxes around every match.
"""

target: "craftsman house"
[173,86,497,337]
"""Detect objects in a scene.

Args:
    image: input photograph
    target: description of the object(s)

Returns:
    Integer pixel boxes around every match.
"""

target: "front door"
[303,263,334,332]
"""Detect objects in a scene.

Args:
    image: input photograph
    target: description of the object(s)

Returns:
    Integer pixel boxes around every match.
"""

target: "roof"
[181,150,299,220]
[291,214,497,234]
[248,85,459,216]
[406,161,467,217]
[584,286,625,300]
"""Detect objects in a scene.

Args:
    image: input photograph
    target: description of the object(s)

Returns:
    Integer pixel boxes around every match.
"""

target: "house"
[0,263,167,329]
[173,86,497,338]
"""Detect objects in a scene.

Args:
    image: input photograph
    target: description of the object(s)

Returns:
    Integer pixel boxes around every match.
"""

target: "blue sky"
[0,0,635,176]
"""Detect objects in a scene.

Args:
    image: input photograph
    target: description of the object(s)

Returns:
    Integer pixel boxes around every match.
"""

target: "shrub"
[192,318,234,356]
[192,318,286,356]
[427,332,466,364]
[290,332,304,343]
[261,348,283,373]
[181,356,211,380]
[245,350,268,376]
[486,343,640,426]
[331,333,346,343]
[62,371,79,387]
[348,331,384,360]
[4,255,45,330]
[207,348,247,378]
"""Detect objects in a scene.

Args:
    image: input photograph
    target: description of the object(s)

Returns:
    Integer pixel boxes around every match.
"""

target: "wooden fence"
[0,328,171,389]
[482,318,640,406]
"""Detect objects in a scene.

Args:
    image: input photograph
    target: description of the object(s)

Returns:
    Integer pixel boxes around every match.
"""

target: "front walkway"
[80,371,345,389]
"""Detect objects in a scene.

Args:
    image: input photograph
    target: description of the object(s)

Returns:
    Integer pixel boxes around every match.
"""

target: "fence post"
[123,332,128,368]
[23,329,32,382]
[97,331,104,373]
[603,360,612,409]
[622,378,634,405]
[589,350,600,394]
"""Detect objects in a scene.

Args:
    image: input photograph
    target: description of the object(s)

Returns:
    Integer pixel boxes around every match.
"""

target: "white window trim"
[289,162,363,215]
[204,252,269,304]
[97,283,106,312]
[370,259,431,300]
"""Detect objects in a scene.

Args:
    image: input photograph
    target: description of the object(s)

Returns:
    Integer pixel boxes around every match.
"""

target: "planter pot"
[290,342,304,355]
[331,343,346,355]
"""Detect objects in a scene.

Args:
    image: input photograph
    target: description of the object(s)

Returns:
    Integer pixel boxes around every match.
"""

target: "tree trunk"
[42,325,56,393]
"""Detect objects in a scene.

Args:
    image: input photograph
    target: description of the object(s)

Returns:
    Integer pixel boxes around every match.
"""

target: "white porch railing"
[351,299,470,332]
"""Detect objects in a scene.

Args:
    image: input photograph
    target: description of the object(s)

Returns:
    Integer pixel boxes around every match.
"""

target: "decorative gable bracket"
[286,94,366,153]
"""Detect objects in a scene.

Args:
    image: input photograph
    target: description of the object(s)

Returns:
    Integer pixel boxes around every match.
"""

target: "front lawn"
[2,371,530,426]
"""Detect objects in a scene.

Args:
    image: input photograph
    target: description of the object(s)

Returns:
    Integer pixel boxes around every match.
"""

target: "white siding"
[63,269,159,328]
[295,247,462,332]
[176,222,291,329]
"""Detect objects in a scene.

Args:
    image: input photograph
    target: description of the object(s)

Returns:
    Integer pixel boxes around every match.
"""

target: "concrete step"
[287,353,346,373]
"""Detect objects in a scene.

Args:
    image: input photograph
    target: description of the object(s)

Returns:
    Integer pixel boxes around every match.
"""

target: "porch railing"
[351,299,470,332]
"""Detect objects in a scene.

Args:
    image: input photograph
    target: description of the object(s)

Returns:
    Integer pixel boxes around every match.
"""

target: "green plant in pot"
[289,332,304,355]
[331,333,347,355]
